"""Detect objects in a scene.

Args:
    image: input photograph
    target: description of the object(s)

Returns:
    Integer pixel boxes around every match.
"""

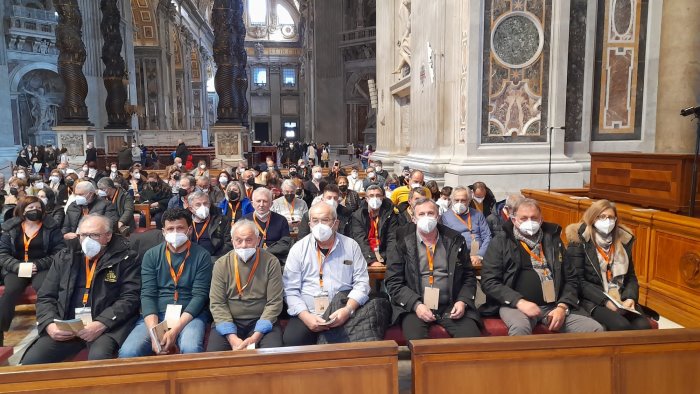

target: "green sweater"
[140,242,212,317]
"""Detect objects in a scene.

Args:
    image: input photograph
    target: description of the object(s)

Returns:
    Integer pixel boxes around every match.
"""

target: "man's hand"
[160,326,181,354]
[546,306,566,332]
[150,202,159,209]
[227,334,244,350]
[516,299,542,318]
[46,323,76,342]
[77,321,107,342]
[470,256,482,267]
[605,300,618,312]
[236,332,263,350]
[415,303,436,323]
[299,311,330,333]
[622,299,635,310]
[328,307,352,328]
[64,232,78,240]
[449,301,466,320]
[369,261,384,267]
[32,263,38,274]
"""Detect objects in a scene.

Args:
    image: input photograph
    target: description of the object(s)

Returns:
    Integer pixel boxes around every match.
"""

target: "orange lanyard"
[316,247,330,288]
[165,242,191,302]
[82,207,89,217]
[246,187,253,199]
[82,256,99,305]
[22,222,42,262]
[285,198,296,217]
[193,218,210,242]
[111,189,119,204]
[233,250,261,299]
[426,244,436,286]
[454,210,472,232]
[253,214,271,247]
[369,215,380,248]
[520,241,544,263]
[596,244,615,282]
[228,201,240,218]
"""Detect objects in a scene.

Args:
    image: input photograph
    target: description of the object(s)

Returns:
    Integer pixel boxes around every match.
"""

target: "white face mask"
[17,172,26,179]
[133,172,140,180]
[74,195,88,206]
[195,205,210,220]
[410,183,422,189]
[219,177,229,185]
[594,218,616,235]
[436,198,449,210]
[324,199,338,210]
[473,196,485,204]
[313,172,323,181]
[34,182,45,189]
[39,197,49,206]
[164,232,189,249]
[81,237,102,259]
[517,220,541,236]
[50,176,60,184]
[368,197,382,210]
[311,223,334,242]
[236,247,256,262]
[256,211,271,221]
[375,166,382,172]
[351,172,358,178]
[111,167,117,173]
[200,164,206,169]
[452,202,467,215]
[97,190,108,198]
[177,163,183,168]
[416,216,438,233]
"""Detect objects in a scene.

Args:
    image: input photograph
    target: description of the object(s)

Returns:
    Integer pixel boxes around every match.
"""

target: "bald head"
[309,200,338,222]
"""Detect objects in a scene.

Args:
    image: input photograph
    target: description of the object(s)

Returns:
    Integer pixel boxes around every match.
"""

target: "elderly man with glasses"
[21,214,141,364]
[62,181,119,239]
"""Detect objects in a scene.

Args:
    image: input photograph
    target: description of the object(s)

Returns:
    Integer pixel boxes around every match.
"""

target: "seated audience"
[350,185,397,267]
[186,191,231,259]
[440,186,492,266]
[336,176,361,213]
[271,179,309,226]
[62,181,119,238]
[347,167,364,192]
[207,220,284,351]
[119,208,212,357]
[362,166,385,190]
[21,214,140,363]
[242,170,263,200]
[487,194,524,238]
[390,170,432,205]
[297,184,352,239]
[326,161,347,184]
[565,199,651,331]
[218,181,253,222]
[303,166,327,208]
[469,181,496,215]
[372,160,389,180]
[425,181,440,202]
[196,175,225,206]
[396,187,428,227]
[242,187,292,265]
[191,160,210,179]
[385,198,481,340]
[436,186,453,215]
[167,175,195,210]
[37,186,65,225]
[481,198,603,335]
[140,173,172,229]
[97,177,134,235]
[397,166,411,186]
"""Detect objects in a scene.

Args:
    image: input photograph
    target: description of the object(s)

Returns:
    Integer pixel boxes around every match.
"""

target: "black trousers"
[206,323,283,352]
[591,306,651,331]
[401,311,481,341]
[282,317,319,346]
[21,334,119,365]
[0,270,48,332]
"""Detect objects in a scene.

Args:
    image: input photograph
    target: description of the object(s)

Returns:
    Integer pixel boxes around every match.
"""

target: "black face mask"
[284,193,295,202]
[25,210,42,222]
[173,174,180,181]
[149,181,158,188]
[9,187,18,196]
[338,185,348,193]
[246,177,256,187]
[65,178,75,187]
[178,188,188,197]
[228,191,239,201]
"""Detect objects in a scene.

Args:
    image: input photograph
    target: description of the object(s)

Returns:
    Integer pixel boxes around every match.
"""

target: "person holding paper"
[350,185,397,267]
[207,220,284,351]
[20,214,140,364]
[385,198,482,340]
[565,200,651,331]
[481,198,603,335]
[119,208,212,358]
[440,186,492,267]
[282,202,371,346]
[0,196,64,347]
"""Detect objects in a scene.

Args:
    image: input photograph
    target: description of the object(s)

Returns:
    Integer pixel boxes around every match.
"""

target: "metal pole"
[689,116,700,217]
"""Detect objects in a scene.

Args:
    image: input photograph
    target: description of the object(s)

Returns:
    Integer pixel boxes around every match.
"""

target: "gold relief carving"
[60,133,84,156]
[218,133,239,156]
[680,252,700,288]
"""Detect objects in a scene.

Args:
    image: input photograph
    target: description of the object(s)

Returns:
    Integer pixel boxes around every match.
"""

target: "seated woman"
[0,196,65,346]
[565,199,651,331]
[218,181,253,222]
[37,187,65,226]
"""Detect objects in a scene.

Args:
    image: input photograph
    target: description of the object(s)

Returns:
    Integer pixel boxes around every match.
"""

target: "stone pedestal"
[53,125,93,165]
[213,125,248,163]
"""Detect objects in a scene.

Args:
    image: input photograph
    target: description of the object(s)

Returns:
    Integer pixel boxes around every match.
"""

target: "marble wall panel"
[564,0,588,142]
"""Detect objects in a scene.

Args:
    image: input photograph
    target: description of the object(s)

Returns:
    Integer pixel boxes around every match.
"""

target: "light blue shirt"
[440,207,492,256]
[283,233,370,316]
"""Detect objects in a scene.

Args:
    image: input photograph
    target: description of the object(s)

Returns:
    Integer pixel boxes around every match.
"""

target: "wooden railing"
[523,189,700,327]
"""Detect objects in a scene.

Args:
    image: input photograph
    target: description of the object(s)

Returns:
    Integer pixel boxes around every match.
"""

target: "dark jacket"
[34,235,140,345]
[0,215,65,276]
[111,187,135,230]
[385,223,481,325]
[486,200,509,239]
[62,198,120,234]
[242,211,292,265]
[86,147,97,163]
[297,204,352,239]
[350,198,397,264]
[192,212,232,258]
[480,221,579,315]
[565,223,639,313]
[128,229,163,264]
[469,186,497,216]
[341,189,361,213]
[303,179,327,208]
[117,147,132,168]
[175,143,189,162]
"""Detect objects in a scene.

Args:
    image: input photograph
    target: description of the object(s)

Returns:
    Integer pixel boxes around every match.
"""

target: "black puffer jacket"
[62,197,119,234]
[565,222,639,313]
[0,215,65,276]
[350,198,397,264]
[317,291,392,344]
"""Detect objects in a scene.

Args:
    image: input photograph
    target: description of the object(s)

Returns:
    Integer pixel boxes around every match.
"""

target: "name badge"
[246,342,256,350]
[470,238,480,257]
[374,250,385,263]
[423,287,440,310]
[314,292,330,315]
[74,307,92,325]
[18,263,33,278]
[165,304,183,329]
[542,279,556,303]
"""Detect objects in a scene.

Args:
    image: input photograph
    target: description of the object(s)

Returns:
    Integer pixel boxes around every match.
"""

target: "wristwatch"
[556,304,570,316]
[345,306,355,316]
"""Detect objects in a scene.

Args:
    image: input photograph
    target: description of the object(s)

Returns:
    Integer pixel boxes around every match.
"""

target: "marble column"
[52,0,91,126]
[100,0,128,129]
[270,64,282,142]
[654,0,700,153]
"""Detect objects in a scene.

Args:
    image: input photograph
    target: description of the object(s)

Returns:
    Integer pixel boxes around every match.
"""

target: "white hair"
[230,219,260,238]
[78,213,113,234]
[187,191,209,205]
[451,186,472,201]
[281,179,296,191]
[75,180,96,194]
[252,187,272,201]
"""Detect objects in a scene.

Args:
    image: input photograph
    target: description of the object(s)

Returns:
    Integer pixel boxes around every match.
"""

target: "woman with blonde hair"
[565,199,650,331]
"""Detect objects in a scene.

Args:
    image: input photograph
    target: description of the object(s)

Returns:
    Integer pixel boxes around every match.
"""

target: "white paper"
[18,263,33,278]
[165,304,183,329]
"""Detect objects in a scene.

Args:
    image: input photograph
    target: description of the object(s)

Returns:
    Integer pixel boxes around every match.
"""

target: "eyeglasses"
[310,218,335,226]
[596,214,617,221]
[79,233,105,240]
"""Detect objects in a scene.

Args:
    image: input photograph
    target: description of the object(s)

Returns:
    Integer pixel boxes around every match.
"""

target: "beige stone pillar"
[655,0,700,153]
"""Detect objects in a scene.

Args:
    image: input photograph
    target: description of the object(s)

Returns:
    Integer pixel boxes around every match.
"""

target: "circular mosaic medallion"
[491,12,543,68]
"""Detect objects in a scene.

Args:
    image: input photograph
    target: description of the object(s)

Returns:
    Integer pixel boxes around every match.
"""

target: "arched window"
[246,0,299,41]
[277,4,294,25]
[248,0,267,24]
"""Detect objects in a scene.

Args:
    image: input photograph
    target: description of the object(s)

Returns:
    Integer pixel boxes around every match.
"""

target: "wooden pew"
[0,342,399,394]
[410,328,700,394]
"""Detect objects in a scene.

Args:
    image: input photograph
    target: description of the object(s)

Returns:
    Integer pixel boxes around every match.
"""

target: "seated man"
[242,170,263,200]
[372,160,389,180]
[207,220,284,351]
[196,175,225,206]
[303,166,326,208]
[469,181,496,215]
[396,187,428,227]
[385,199,481,340]
[283,203,371,346]
[186,191,231,259]
[361,166,385,190]
[62,181,119,239]
[487,193,524,238]
[271,179,309,228]
[481,198,604,335]
[119,208,212,357]
[242,187,292,265]
[350,185,397,267]
[96,177,134,235]
[167,175,195,210]
[440,186,492,267]
[390,170,432,206]
[21,214,140,364]
[297,184,352,239]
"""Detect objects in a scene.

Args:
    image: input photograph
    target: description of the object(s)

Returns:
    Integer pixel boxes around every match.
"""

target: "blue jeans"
[118,312,209,358]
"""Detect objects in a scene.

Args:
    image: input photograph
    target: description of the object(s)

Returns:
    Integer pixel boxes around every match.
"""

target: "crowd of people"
[0,145,651,365]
